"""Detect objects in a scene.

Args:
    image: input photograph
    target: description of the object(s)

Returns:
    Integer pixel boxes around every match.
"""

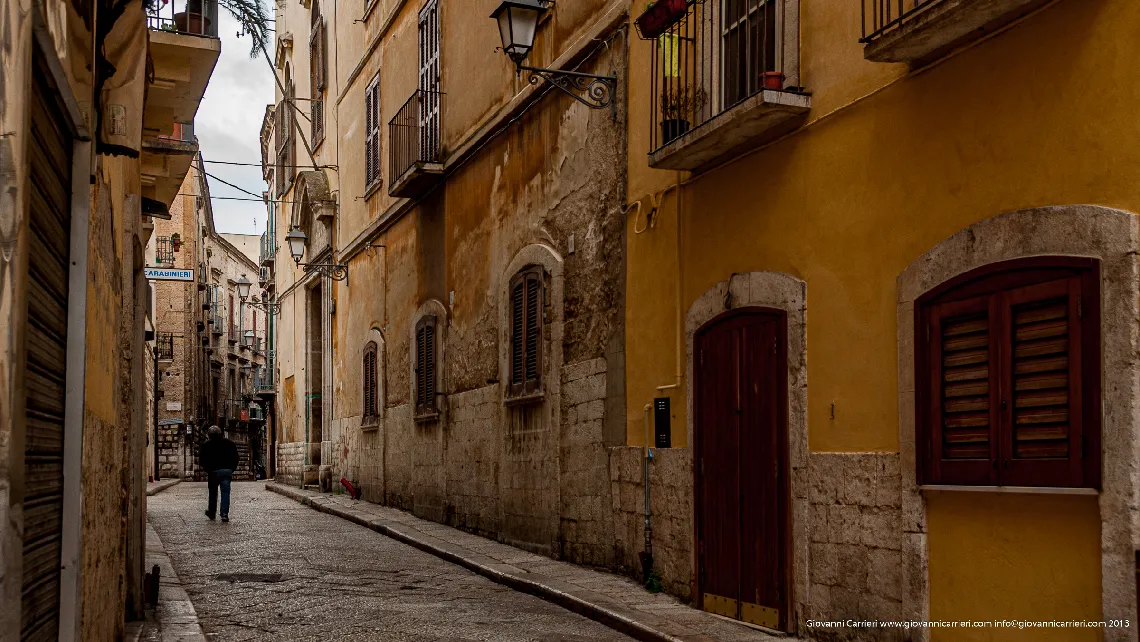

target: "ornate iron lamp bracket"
[519,65,617,121]
[300,261,350,281]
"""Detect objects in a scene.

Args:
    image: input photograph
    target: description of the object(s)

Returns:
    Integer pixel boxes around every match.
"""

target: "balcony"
[209,307,223,335]
[641,0,809,172]
[142,0,220,208]
[860,0,1052,64]
[388,90,444,198]
[254,365,274,395]
[260,232,275,267]
[156,333,175,361]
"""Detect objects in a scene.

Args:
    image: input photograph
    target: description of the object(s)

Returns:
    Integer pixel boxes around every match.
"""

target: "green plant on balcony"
[660,85,707,144]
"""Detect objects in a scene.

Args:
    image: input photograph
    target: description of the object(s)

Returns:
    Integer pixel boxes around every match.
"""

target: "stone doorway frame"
[686,271,809,632]
[896,206,1140,641]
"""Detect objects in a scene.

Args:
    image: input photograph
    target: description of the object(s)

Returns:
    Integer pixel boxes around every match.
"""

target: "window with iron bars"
[156,237,176,265]
[156,332,176,361]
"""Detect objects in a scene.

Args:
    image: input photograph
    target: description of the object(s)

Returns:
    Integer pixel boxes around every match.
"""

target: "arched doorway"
[695,307,790,630]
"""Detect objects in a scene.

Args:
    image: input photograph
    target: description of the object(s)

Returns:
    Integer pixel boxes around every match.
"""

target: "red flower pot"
[761,71,785,90]
[636,0,689,40]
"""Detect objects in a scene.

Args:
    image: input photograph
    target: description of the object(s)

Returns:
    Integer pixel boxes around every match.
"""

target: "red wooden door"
[696,309,789,630]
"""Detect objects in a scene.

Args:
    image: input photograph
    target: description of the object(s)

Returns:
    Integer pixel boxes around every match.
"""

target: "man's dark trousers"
[207,468,234,518]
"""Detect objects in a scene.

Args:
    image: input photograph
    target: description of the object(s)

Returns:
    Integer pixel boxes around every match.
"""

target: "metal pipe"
[153,346,160,481]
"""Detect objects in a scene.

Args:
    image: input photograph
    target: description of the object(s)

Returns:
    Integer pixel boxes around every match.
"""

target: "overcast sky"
[196,11,275,235]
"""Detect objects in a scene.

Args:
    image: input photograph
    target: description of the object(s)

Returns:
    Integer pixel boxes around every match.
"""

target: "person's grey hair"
[208,425,222,437]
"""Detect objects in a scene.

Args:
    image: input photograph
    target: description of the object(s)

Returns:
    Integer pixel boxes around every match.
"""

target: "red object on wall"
[635,0,689,39]
[340,477,361,500]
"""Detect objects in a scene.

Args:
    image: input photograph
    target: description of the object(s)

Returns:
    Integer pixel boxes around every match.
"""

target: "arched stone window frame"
[361,327,385,429]
[685,271,809,631]
[498,244,564,407]
[411,299,447,423]
[896,206,1140,634]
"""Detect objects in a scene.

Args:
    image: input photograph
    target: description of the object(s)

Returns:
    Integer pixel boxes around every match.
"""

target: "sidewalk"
[267,482,784,642]
[147,478,181,496]
[125,523,208,641]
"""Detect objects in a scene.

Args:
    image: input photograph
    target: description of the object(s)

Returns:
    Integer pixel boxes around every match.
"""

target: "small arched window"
[507,266,544,401]
[916,257,1101,489]
[414,316,438,418]
[362,341,378,425]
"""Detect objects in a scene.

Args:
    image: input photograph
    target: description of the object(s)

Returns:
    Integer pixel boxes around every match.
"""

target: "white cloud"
[195,10,275,235]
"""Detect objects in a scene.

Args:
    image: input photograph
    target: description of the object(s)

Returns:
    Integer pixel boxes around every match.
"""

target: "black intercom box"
[654,397,671,448]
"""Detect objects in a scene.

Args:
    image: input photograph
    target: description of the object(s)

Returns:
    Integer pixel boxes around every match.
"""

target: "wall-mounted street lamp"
[237,274,284,315]
[286,227,349,281]
[243,330,255,347]
[491,0,618,119]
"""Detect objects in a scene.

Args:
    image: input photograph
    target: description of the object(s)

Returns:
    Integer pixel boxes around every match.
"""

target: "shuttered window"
[414,316,437,417]
[508,267,543,400]
[365,73,381,189]
[309,1,327,145]
[276,69,296,197]
[363,341,378,423]
[917,258,1100,488]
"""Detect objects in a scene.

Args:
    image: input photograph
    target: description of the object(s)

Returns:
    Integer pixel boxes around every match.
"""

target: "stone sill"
[413,410,440,424]
[920,484,1098,496]
[862,0,1054,64]
[504,391,544,407]
[360,418,380,431]
[648,90,811,172]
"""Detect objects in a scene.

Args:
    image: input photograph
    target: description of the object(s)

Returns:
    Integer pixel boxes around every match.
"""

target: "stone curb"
[265,482,696,642]
[146,478,181,496]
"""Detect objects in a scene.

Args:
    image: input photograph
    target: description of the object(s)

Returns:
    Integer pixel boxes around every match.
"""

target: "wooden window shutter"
[363,343,377,419]
[508,267,544,398]
[364,75,380,187]
[415,316,437,414]
[917,258,1100,489]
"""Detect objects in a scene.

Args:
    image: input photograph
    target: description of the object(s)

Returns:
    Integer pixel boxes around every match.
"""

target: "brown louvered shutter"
[415,316,437,414]
[1002,276,1086,487]
[918,259,1100,489]
[508,268,543,398]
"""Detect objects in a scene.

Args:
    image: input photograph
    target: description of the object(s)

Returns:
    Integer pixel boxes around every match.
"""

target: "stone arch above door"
[685,271,808,632]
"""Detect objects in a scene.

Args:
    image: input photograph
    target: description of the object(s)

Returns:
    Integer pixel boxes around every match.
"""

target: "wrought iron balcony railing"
[643,0,790,154]
[156,333,175,361]
[862,0,935,44]
[147,0,219,38]
[388,89,443,196]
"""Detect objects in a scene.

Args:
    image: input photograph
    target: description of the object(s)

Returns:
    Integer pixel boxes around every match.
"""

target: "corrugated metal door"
[696,309,789,631]
[21,49,74,642]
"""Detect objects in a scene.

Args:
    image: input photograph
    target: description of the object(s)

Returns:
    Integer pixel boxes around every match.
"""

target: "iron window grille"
[156,237,176,265]
[156,333,176,361]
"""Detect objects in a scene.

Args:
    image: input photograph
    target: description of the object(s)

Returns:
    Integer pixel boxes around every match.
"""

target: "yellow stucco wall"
[623,0,1122,627]
[927,492,1102,640]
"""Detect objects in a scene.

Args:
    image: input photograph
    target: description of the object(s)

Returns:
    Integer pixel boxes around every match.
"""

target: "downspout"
[655,173,684,395]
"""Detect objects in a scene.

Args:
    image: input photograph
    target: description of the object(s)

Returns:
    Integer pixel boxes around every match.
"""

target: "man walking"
[201,425,239,522]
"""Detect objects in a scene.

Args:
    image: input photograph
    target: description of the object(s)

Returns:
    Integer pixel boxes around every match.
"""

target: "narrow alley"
[147,483,635,641]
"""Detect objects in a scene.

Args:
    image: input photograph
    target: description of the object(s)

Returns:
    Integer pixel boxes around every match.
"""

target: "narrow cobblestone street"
[147,482,635,641]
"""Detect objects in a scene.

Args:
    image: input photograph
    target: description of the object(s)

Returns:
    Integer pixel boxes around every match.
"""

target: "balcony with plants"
[859,0,1052,63]
[639,0,809,172]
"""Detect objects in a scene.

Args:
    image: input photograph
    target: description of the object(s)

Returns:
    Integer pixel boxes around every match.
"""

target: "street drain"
[215,573,286,583]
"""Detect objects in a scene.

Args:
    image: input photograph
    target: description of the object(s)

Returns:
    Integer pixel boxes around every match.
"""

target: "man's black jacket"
[200,436,239,472]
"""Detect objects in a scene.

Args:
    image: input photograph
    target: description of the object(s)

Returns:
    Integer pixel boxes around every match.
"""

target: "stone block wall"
[276,441,306,486]
[156,425,184,479]
[808,452,908,640]
[559,358,614,567]
[444,385,499,537]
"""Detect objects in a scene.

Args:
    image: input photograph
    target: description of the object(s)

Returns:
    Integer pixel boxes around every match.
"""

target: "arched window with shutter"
[414,315,438,418]
[916,257,1101,489]
[362,341,378,426]
[507,266,544,402]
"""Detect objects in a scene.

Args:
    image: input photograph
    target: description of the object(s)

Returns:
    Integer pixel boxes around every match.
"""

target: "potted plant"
[761,71,786,91]
[660,84,707,144]
[635,0,688,40]
[170,232,182,252]
[173,0,210,34]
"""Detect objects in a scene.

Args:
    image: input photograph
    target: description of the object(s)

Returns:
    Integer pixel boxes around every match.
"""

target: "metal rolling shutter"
[22,51,73,642]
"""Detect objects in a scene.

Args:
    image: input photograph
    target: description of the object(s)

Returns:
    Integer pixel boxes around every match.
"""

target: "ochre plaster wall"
[623,0,1125,630]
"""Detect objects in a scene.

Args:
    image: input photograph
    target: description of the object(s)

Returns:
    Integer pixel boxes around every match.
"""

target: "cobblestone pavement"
[147,482,635,642]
